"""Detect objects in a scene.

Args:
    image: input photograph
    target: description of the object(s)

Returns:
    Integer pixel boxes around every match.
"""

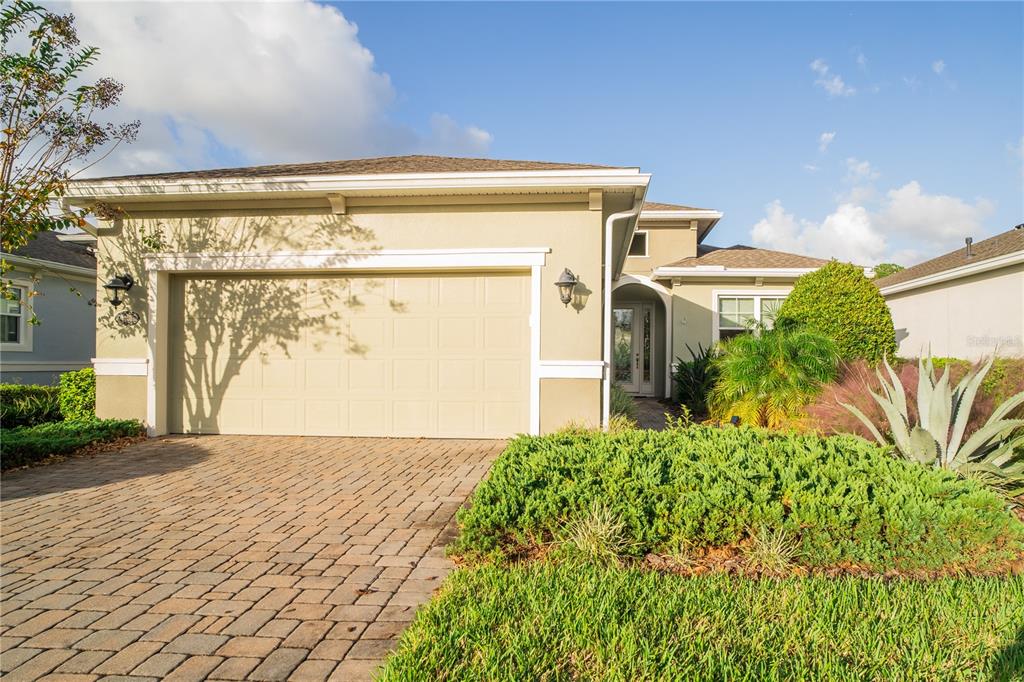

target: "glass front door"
[613,303,654,395]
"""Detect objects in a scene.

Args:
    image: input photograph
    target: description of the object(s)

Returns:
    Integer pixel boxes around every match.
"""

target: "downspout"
[602,197,644,429]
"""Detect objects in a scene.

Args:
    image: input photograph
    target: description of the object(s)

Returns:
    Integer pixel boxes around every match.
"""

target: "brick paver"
[1,436,501,680]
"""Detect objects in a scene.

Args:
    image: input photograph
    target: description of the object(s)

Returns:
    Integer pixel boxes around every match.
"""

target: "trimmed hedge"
[777,261,897,363]
[451,426,1024,571]
[0,384,61,427]
[1,419,144,469]
[59,368,96,421]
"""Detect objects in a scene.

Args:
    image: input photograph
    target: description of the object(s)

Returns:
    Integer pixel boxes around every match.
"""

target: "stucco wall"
[670,279,796,359]
[93,198,612,433]
[884,264,1024,360]
[622,221,698,277]
[0,267,95,385]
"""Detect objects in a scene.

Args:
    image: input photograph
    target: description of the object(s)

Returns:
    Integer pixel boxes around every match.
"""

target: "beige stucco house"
[63,155,827,439]
[877,227,1024,360]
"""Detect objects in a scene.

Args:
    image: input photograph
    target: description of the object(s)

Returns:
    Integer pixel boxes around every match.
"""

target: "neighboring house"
[877,226,1024,360]
[1,231,97,385]
[62,155,827,438]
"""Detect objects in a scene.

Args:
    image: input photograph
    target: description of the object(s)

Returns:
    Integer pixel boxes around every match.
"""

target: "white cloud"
[750,182,995,266]
[810,58,855,97]
[876,181,993,245]
[844,157,880,184]
[932,59,946,75]
[802,163,819,173]
[752,200,886,266]
[855,50,868,69]
[818,131,836,153]
[66,1,492,175]
[903,76,922,92]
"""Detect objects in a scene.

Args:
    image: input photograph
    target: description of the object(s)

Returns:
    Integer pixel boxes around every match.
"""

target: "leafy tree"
[1,0,138,293]
[777,261,897,364]
[872,262,904,279]
[710,322,839,429]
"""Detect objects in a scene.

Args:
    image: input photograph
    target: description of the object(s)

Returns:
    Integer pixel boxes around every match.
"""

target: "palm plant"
[842,355,1024,494]
[673,343,718,419]
[710,323,839,429]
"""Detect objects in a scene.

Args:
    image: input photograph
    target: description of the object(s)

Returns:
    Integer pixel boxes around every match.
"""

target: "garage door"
[168,271,530,438]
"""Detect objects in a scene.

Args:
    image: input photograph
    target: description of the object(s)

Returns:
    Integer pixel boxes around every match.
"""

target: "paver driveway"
[0,436,503,681]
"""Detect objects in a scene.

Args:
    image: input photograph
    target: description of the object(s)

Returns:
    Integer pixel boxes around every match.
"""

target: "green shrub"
[58,368,96,421]
[609,383,637,421]
[672,344,718,419]
[381,562,1024,681]
[0,384,61,427]
[1,419,144,469]
[777,261,896,363]
[710,323,838,428]
[451,426,1024,570]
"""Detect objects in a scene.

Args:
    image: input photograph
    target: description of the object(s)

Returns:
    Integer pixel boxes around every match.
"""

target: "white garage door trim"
[143,248,550,437]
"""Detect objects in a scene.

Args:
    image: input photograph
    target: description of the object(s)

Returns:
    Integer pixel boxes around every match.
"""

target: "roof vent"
[965,237,973,257]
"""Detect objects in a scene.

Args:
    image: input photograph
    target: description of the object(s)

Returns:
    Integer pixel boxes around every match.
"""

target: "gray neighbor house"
[1,231,97,385]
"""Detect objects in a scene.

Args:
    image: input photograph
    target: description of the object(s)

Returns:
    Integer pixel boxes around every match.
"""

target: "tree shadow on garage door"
[97,206,400,433]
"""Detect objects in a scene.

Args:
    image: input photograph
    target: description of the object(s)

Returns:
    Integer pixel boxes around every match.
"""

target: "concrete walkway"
[0,436,502,681]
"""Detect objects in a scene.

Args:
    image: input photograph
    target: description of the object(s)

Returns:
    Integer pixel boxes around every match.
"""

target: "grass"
[451,426,1024,572]
[380,561,1024,681]
[1,419,145,469]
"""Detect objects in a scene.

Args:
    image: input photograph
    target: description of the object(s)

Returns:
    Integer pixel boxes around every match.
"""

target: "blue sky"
[70,1,1022,265]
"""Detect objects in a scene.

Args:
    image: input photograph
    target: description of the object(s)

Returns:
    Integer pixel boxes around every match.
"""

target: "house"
[877,226,1024,360]
[1,231,97,385]
[62,155,827,438]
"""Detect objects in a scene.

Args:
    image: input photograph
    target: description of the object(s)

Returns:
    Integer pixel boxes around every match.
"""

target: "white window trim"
[711,289,791,343]
[626,230,649,258]
[142,247,551,438]
[1,279,33,352]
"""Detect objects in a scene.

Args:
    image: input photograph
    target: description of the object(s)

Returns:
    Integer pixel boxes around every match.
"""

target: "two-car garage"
[166,271,531,438]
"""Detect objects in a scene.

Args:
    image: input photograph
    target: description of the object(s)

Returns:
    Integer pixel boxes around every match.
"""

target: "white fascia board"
[0,253,96,280]
[652,266,819,279]
[63,169,651,204]
[144,247,551,274]
[879,250,1024,296]
[639,209,723,221]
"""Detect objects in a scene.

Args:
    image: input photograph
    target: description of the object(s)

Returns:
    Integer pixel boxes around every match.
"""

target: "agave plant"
[842,356,1024,493]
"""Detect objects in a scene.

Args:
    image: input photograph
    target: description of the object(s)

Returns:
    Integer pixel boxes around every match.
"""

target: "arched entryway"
[611,274,672,398]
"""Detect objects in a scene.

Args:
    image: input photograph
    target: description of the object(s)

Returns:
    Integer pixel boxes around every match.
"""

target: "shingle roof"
[642,201,707,211]
[664,244,830,269]
[81,155,626,182]
[6,231,96,270]
[875,227,1024,288]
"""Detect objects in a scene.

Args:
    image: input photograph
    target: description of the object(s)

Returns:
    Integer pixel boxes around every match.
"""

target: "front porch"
[611,275,672,399]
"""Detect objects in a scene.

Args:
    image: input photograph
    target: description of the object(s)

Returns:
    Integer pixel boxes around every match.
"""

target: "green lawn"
[381,562,1024,681]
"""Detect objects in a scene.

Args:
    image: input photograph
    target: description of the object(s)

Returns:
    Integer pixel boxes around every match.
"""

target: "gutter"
[651,266,820,279]
[602,192,647,430]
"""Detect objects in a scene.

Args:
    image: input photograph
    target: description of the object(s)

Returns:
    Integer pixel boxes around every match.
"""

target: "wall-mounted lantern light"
[103,273,134,308]
[554,268,578,306]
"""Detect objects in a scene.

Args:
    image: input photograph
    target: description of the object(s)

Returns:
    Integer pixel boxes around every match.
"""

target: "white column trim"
[537,360,604,379]
[529,264,542,435]
[92,358,149,376]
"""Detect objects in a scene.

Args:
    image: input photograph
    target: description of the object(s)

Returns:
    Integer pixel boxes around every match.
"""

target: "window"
[1,286,25,345]
[715,293,787,341]
[627,231,648,257]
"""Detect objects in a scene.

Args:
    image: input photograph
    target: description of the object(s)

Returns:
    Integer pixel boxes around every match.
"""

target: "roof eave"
[878,250,1024,295]
[62,168,651,205]
[652,266,820,279]
[1,252,96,279]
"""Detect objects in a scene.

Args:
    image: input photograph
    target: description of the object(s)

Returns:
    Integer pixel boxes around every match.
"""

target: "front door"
[613,303,654,395]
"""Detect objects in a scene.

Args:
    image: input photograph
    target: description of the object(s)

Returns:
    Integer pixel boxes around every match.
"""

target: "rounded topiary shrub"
[777,261,896,363]
[58,368,96,421]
